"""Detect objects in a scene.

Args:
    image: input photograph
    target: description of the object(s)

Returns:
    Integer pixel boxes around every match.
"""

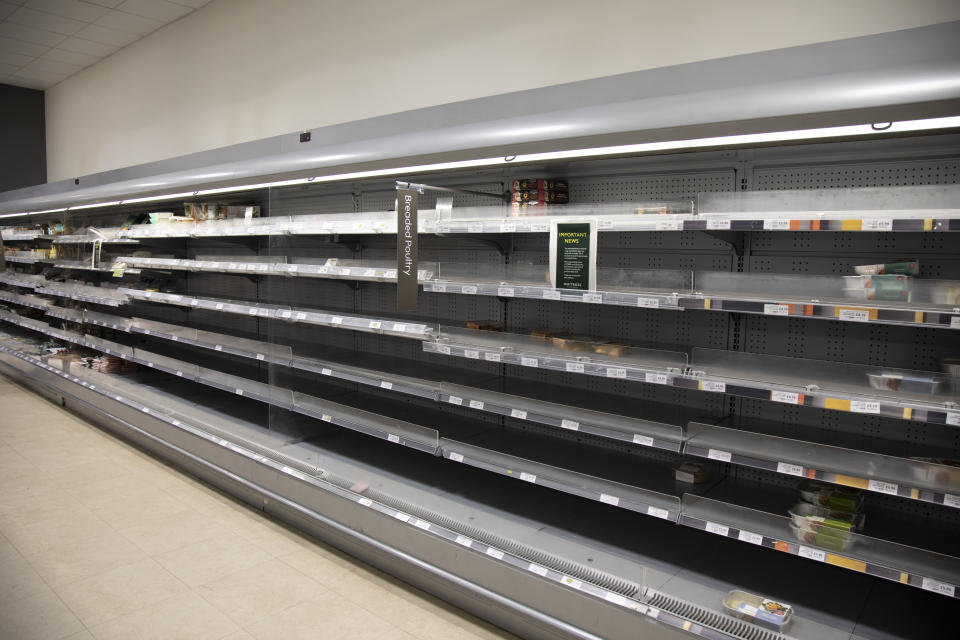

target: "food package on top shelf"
[512,179,568,191]
[672,461,708,484]
[854,260,919,276]
[723,591,793,632]
[798,480,863,514]
[185,203,261,221]
[511,178,568,206]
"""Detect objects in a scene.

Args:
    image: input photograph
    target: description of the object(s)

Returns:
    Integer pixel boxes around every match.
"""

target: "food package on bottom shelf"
[723,590,793,632]
[853,260,919,276]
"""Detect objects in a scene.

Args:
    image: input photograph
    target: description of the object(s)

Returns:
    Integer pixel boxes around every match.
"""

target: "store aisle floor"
[0,375,520,640]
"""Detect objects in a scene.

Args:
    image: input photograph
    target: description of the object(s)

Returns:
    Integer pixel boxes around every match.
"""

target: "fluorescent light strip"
[4,115,958,218]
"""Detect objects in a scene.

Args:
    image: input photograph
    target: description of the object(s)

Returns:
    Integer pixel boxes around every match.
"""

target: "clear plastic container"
[789,502,864,533]
[722,590,793,632]
[790,522,853,551]
[798,480,863,513]
[866,372,947,395]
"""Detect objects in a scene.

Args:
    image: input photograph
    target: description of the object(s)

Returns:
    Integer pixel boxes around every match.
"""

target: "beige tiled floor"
[0,374,521,640]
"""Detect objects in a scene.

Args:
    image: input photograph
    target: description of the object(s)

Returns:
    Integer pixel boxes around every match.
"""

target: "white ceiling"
[0,0,212,90]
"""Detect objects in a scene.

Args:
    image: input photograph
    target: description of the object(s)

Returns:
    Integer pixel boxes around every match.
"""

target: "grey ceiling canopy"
[1,20,958,216]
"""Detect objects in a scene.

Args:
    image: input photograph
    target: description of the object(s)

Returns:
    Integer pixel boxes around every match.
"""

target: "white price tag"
[464,349,480,359]
[380,381,393,390]
[566,362,585,373]
[364,269,376,277]
[645,373,669,385]
[521,357,538,368]
[216,303,224,310]
[764,304,790,316]
[647,506,670,520]
[214,345,222,351]
[798,545,826,562]
[868,479,899,495]
[462,286,478,295]
[560,419,579,431]
[777,462,804,476]
[359,497,373,506]
[235,389,244,396]
[655,220,683,231]
[839,308,870,322]
[340,268,351,276]
[448,395,463,406]
[387,434,401,443]
[393,323,407,332]
[771,390,800,404]
[542,289,562,300]
[369,320,382,329]
[455,535,472,547]
[582,293,603,303]
[863,218,893,231]
[414,519,431,531]
[604,593,628,606]
[449,452,464,463]
[467,222,484,233]
[708,449,732,462]
[705,522,730,536]
[943,493,960,508]
[636,297,660,308]
[484,352,501,362]
[945,412,960,426]
[321,368,332,376]
[763,218,791,230]
[433,284,447,293]
[497,287,515,297]
[331,316,343,325]
[921,578,955,597]
[519,472,537,483]
[485,547,504,560]
[851,401,881,414]
[528,563,549,576]
[632,434,654,446]
[738,530,764,545]
[469,400,484,410]
[510,409,528,419]
[437,345,451,355]
[296,312,307,320]
[707,218,731,230]
[606,367,627,379]
[255,353,265,361]
[951,317,960,328]
[321,414,332,422]
[701,380,726,393]
[599,493,620,506]
[501,223,517,233]
[562,576,583,589]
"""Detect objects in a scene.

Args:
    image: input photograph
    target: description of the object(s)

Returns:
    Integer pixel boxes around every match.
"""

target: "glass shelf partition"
[680,495,960,598]
[685,423,960,508]
[434,201,695,232]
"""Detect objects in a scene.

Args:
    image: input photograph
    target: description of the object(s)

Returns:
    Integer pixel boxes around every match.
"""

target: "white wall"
[44,0,960,182]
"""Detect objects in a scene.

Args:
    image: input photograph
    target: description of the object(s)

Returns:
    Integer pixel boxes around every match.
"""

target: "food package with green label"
[789,502,864,534]
[723,591,793,632]
[798,480,864,513]
[853,260,919,276]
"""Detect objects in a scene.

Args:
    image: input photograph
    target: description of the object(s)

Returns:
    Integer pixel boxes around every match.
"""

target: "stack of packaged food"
[511,179,569,206]
[843,260,917,301]
[789,480,865,551]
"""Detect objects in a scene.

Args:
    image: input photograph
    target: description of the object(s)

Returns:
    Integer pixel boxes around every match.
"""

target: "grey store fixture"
[2,21,960,640]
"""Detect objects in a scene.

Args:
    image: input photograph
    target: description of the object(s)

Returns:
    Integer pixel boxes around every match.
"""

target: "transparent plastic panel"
[291,391,439,453]
[133,347,200,379]
[680,494,960,590]
[439,381,684,450]
[430,326,688,376]
[438,201,695,221]
[685,423,960,496]
[698,184,960,218]
[691,348,959,404]
[441,438,681,520]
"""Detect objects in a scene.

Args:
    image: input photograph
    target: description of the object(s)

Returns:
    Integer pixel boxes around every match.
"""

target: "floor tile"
[0,550,50,604]
[26,532,145,587]
[54,557,189,628]
[154,534,274,587]
[196,557,330,627]
[117,508,235,556]
[87,591,240,640]
[244,592,397,640]
[0,588,85,640]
